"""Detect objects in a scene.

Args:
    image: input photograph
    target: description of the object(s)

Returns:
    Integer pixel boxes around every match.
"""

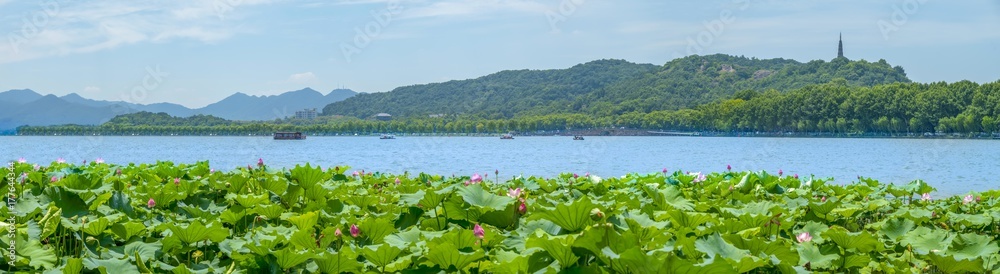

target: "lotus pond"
[1,161,999,273]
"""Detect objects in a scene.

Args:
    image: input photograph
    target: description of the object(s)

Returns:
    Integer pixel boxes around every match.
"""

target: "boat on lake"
[274,132,306,140]
[573,136,584,140]
[500,134,514,139]
[380,134,396,139]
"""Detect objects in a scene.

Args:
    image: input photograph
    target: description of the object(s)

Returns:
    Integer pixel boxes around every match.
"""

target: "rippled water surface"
[2,136,997,195]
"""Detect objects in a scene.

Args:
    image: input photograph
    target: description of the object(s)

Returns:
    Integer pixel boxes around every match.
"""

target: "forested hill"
[322,54,911,119]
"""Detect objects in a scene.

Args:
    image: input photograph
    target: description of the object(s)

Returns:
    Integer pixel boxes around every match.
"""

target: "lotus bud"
[473,224,485,239]
[147,198,156,208]
[573,173,579,179]
[174,178,180,186]
[727,164,731,171]
[590,208,604,221]
[334,228,343,237]
[86,236,97,244]
[116,169,122,176]
[81,216,88,224]
[794,174,799,179]
[518,202,527,214]
[395,178,401,184]
[778,169,783,176]
[662,168,668,174]
[820,196,826,202]
[257,158,264,167]
[350,224,360,237]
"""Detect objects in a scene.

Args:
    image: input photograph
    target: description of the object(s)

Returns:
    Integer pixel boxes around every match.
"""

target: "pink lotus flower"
[352,171,359,176]
[395,178,401,184]
[334,228,343,237]
[796,232,812,243]
[34,164,40,170]
[470,174,483,183]
[350,224,360,237]
[518,202,527,214]
[116,169,122,176]
[50,176,58,182]
[463,181,470,186]
[691,172,706,184]
[210,168,215,173]
[507,188,522,198]
[95,158,104,164]
[573,173,579,179]
[778,169,783,176]
[147,198,156,208]
[963,195,975,204]
[247,164,252,170]
[921,193,932,201]
[56,157,65,163]
[257,158,264,167]
[820,196,827,202]
[584,172,590,177]
[174,178,180,186]
[473,224,485,239]
[662,168,668,174]
[727,164,731,171]
[17,157,26,163]
[793,174,799,179]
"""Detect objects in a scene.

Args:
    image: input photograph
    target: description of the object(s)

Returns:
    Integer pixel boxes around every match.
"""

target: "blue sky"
[1,0,998,108]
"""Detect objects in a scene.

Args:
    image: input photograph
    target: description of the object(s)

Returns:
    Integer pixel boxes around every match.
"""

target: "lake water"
[1,136,997,196]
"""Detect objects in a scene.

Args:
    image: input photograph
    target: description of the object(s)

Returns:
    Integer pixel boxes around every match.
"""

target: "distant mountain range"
[0,88,356,130]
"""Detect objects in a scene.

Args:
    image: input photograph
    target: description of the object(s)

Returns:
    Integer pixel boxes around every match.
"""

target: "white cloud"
[83,86,101,94]
[0,0,276,64]
[289,72,317,83]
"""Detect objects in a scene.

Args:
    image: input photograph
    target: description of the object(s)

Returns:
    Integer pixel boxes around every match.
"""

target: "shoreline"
[5,130,999,140]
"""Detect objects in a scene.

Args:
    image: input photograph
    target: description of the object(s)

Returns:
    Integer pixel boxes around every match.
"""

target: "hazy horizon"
[2,0,999,108]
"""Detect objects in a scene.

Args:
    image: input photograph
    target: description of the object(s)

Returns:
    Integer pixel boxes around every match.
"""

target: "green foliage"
[2,160,999,272]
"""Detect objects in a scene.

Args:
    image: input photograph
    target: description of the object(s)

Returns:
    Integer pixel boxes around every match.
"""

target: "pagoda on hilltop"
[837,33,845,59]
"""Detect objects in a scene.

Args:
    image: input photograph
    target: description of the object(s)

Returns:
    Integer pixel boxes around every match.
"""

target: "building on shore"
[375,113,392,121]
[294,108,318,120]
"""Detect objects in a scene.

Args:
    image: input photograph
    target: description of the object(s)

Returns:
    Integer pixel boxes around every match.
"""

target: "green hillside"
[322,54,911,119]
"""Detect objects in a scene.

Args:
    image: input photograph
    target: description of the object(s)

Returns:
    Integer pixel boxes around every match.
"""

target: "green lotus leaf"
[290,228,318,250]
[43,187,89,218]
[219,208,246,225]
[946,233,999,261]
[399,190,426,207]
[425,242,484,271]
[315,247,361,274]
[531,197,595,233]
[927,252,986,273]
[695,233,749,263]
[227,193,268,207]
[526,234,578,268]
[948,213,993,227]
[796,221,830,244]
[88,192,114,211]
[38,207,62,239]
[285,211,319,230]
[14,234,58,270]
[259,175,289,195]
[167,220,229,244]
[252,204,285,219]
[384,226,424,249]
[394,206,425,230]
[458,184,515,211]
[664,209,715,231]
[360,217,397,244]
[109,222,146,241]
[824,226,881,253]
[82,217,112,236]
[723,234,799,266]
[63,257,84,274]
[273,247,315,270]
[662,254,738,274]
[478,202,519,228]
[879,217,915,242]
[900,226,952,255]
[797,243,838,270]
[104,241,162,263]
[82,257,139,273]
[289,163,329,189]
[362,243,404,269]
